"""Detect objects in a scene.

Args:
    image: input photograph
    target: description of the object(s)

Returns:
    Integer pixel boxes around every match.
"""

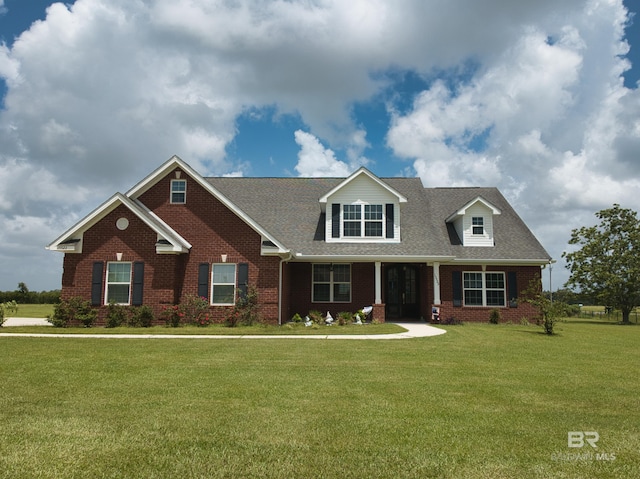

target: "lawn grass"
[1,320,637,478]
[7,303,55,318]
[1,322,405,335]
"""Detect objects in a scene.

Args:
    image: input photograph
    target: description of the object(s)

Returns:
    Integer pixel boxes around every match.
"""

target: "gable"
[446,196,501,248]
[320,168,406,243]
[46,193,191,254]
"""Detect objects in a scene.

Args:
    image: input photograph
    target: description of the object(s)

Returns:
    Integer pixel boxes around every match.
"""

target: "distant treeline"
[0,284,61,304]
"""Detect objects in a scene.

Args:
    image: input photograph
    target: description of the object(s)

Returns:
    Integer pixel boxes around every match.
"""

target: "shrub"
[225,285,260,327]
[129,305,155,327]
[442,316,464,325]
[105,302,130,328]
[180,295,211,326]
[161,305,183,328]
[519,317,530,326]
[337,311,353,326]
[0,300,18,327]
[48,297,97,328]
[489,308,501,324]
[308,310,323,325]
[291,313,303,323]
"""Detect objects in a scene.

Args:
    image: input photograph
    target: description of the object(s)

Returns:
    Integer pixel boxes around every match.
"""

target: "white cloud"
[294,130,351,177]
[0,0,637,290]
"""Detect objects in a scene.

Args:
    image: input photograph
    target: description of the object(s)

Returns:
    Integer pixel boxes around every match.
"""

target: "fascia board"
[126,155,288,253]
[318,167,408,204]
[448,258,551,266]
[46,193,126,250]
[290,253,456,263]
[445,196,502,223]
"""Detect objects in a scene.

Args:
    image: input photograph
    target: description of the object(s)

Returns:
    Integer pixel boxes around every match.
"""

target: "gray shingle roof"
[206,177,550,262]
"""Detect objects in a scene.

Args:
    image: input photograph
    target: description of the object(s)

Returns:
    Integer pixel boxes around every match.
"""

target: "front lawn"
[1,320,637,478]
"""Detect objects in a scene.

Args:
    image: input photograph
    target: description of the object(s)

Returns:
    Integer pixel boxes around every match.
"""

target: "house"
[47,155,551,324]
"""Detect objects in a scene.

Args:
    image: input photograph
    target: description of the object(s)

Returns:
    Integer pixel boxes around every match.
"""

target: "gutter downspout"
[278,253,293,325]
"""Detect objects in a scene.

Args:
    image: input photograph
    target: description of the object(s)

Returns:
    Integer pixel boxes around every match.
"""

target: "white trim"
[170,178,187,204]
[463,271,506,307]
[105,261,132,305]
[446,196,501,223]
[46,193,192,254]
[319,167,408,204]
[126,155,289,254]
[211,263,237,306]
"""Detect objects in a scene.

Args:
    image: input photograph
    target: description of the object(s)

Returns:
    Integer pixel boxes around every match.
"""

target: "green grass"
[6,303,55,318]
[1,320,638,478]
[1,322,405,335]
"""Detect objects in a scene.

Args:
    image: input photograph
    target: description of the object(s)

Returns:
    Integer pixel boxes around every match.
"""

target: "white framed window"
[171,179,186,204]
[343,204,383,238]
[463,271,505,307]
[106,262,132,304]
[212,263,236,305]
[312,264,351,302]
[472,216,484,235]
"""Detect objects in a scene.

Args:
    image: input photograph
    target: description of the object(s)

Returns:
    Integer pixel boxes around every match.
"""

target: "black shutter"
[198,263,210,300]
[331,204,340,238]
[132,262,144,306]
[385,203,394,239]
[238,263,249,299]
[452,271,462,307]
[507,272,518,308]
[91,262,104,306]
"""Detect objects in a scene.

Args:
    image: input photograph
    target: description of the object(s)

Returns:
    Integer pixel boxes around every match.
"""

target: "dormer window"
[342,204,384,238]
[472,217,484,235]
[171,179,186,204]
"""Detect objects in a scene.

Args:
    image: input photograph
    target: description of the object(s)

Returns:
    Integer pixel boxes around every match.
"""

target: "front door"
[385,264,420,319]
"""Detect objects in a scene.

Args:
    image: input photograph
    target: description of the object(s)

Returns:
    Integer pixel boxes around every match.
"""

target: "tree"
[562,204,640,324]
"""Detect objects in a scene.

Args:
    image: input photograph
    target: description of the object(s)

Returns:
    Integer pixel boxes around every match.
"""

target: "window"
[212,264,236,304]
[463,272,505,306]
[171,179,186,204]
[472,216,484,235]
[343,204,383,238]
[106,262,132,304]
[364,204,383,237]
[343,205,361,237]
[312,264,351,302]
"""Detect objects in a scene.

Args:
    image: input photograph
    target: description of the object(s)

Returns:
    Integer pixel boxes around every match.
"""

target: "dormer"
[446,196,501,247]
[319,168,407,243]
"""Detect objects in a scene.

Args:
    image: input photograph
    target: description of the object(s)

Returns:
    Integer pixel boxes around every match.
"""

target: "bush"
[161,305,183,327]
[291,313,303,323]
[129,305,155,327]
[48,297,97,328]
[105,302,130,328]
[337,311,353,326]
[225,285,261,327]
[180,295,211,326]
[0,300,18,327]
[308,310,323,325]
[442,316,464,325]
[489,308,501,324]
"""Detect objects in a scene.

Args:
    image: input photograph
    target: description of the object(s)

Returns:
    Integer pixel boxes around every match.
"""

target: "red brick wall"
[61,168,281,324]
[436,264,542,323]
[286,262,376,321]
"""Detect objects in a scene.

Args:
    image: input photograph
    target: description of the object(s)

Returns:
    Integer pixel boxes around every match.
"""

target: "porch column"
[433,262,441,305]
[374,261,382,304]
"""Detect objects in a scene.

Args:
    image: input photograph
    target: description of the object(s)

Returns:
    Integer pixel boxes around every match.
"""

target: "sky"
[0,0,639,293]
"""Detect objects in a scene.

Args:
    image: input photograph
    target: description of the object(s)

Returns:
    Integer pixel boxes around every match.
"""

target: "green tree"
[562,204,640,324]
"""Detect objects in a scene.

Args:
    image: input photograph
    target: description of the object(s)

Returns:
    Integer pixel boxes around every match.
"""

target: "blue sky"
[0,0,639,291]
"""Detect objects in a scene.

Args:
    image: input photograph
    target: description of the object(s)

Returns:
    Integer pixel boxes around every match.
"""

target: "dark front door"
[385,264,420,319]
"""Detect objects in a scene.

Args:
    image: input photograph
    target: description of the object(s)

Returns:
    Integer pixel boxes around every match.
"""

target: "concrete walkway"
[0,318,445,340]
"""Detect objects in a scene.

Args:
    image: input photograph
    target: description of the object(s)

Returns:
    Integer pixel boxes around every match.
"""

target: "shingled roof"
[207,177,550,263]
